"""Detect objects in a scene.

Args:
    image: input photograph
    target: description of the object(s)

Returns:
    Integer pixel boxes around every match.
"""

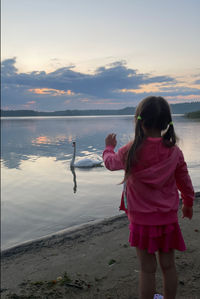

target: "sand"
[1,194,200,299]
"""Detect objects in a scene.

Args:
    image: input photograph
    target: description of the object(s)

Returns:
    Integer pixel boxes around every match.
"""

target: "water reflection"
[1,116,133,169]
[1,116,200,165]
[70,165,77,193]
[1,115,200,249]
[70,163,104,194]
[1,115,200,175]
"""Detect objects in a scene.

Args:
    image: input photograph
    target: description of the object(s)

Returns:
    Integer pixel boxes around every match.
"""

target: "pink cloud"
[28,88,74,96]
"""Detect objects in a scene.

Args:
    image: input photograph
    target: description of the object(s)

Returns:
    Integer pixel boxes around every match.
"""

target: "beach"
[1,194,200,299]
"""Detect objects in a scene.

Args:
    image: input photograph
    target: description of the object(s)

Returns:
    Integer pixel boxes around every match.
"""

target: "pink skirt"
[129,222,186,254]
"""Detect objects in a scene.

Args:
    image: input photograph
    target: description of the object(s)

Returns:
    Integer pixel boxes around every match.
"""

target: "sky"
[1,0,200,111]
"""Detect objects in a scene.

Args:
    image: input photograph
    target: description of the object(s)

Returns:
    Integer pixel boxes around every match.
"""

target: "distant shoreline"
[1,114,185,120]
[1,107,135,117]
[186,110,200,119]
[1,102,200,117]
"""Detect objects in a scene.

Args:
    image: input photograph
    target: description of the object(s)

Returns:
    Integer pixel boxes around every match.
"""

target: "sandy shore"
[1,194,200,299]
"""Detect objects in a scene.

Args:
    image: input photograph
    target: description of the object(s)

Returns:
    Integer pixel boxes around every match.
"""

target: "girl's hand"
[182,205,193,219]
[105,133,117,148]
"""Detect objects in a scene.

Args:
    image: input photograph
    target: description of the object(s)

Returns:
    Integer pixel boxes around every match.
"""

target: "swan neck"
[71,144,76,166]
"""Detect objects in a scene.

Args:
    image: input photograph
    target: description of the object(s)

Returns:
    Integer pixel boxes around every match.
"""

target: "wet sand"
[1,194,200,299]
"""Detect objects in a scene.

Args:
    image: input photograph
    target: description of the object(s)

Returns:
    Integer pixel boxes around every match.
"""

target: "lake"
[1,115,200,250]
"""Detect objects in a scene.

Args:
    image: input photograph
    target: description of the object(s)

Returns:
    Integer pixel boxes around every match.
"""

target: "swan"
[70,141,103,168]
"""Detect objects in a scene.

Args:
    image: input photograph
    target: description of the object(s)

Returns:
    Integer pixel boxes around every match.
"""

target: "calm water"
[1,115,200,250]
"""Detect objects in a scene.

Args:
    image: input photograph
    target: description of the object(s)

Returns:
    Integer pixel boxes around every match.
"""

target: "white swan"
[70,141,103,168]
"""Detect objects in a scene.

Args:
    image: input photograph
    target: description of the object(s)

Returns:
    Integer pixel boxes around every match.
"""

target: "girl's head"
[134,96,176,143]
[135,96,172,129]
[124,96,177,181]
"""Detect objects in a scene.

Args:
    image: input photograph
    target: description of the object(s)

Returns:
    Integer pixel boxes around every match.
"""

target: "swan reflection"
[70,165,77,193]
[69,141,103,193]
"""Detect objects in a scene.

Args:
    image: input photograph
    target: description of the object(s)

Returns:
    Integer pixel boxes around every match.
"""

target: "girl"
[103,96,194,299]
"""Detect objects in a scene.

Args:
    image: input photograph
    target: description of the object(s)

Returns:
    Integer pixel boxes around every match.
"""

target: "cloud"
[1,58,200,111]
[26,101,36,105]
[1,57,18,75]
[166,95,200,101]
[28,88,74,96]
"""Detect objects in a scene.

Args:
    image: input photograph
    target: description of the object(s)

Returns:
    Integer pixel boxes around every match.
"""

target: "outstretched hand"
[105,133,117,148]
[182,205,193,220]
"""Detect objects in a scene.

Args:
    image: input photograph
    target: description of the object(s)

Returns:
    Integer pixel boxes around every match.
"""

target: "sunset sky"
[1,0,200,111]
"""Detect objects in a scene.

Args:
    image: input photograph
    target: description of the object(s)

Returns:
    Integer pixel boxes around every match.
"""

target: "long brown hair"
[124,96,177,182]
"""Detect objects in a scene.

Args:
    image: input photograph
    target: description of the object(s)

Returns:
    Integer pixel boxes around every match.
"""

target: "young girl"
[103,96,194,299]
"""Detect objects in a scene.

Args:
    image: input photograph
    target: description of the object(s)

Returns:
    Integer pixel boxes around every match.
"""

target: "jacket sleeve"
[103,145,126,171]
[175,149,195,207]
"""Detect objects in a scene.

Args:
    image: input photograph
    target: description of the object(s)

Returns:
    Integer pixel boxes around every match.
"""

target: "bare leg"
[136,248,157,299]
[158,249,177,299]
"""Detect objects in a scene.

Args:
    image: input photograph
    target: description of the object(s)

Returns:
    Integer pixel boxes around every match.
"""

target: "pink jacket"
[103,137,194,225]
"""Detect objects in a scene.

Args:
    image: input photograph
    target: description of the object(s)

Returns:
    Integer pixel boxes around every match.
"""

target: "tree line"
[1,102,200,117]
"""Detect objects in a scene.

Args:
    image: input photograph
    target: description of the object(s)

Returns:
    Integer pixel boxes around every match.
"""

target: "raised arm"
[103,133,128,171]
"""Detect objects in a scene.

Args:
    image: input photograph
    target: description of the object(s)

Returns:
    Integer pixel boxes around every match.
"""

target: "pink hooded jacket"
[103,137,194,225]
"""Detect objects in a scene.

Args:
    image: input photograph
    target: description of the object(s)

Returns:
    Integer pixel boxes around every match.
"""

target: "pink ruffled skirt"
[129,222,186,254]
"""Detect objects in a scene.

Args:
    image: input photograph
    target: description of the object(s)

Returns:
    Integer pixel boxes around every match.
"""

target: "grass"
[5,272,92,299]
[108,259,116,266]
